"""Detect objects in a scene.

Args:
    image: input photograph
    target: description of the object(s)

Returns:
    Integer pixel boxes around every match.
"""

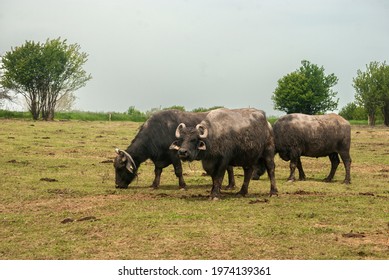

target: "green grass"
[0,110,381,125]
[348,119,384,125]
[0,120,388,259]
[0,110,147,122]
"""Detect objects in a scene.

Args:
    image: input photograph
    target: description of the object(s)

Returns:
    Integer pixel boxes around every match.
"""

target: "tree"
[163,105,186,111]
[353,61,389,126]
[0,38,91,120]
[272,60,339,115]
[55,92,76,112]
[378,63,389,126]
[127,106,146,121]
[339,102,367,120]
[0,87,14,108]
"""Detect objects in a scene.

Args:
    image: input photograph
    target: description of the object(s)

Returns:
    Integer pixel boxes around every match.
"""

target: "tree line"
[1,38,388,126]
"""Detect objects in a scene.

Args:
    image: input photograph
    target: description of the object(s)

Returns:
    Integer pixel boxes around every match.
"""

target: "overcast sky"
[1,0,388,115]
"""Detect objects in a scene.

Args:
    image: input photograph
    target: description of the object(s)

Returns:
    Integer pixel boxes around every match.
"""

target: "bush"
[127,106,147,121]
[163,105,186,111]
[0,110,32,119]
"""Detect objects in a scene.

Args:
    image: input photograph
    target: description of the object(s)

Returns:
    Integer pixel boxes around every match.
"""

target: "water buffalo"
[114,110,236,189]
[170,108,278,199]
[273,113,351,183]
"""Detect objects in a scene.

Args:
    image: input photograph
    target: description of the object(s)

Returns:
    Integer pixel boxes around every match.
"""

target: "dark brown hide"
[273,113,351,183]
[171,108,278,199]
[114,110,236,190]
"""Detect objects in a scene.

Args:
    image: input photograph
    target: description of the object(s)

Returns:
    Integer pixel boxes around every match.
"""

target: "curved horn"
[196,124,208,139]
[175,123,186,138]
[115,148,137,173]
[121,150,137,171]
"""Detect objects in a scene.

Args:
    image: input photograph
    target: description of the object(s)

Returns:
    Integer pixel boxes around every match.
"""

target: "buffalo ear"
[115,148,127,163]
[118,152,133,172]
[120,153,128,163]
[169,140,180,150]
[198,140,207,150]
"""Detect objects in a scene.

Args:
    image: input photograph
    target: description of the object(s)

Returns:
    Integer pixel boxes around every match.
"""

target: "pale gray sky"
[1,0,388,115]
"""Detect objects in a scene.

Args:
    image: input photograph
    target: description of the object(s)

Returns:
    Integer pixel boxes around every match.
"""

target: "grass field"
[0,119,388,260]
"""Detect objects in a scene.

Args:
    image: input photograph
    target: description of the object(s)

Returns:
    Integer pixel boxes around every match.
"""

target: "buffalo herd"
[114,108,351,200]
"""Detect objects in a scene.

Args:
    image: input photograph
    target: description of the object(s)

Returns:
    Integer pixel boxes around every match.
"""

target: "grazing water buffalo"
[114,110,236,189]
[273,113,351,183]
[170,108,278,199]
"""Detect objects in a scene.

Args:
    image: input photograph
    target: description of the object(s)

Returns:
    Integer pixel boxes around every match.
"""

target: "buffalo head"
[169,123,207,162]
[113,148,137,188]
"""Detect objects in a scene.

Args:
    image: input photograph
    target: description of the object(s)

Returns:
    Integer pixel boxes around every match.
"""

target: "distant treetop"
[272,60,338,115]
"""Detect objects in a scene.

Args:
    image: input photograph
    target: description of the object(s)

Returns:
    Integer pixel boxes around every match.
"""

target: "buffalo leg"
[203,159,227,199]
[324,153,340,182]
[236,167,254,196]
[209,160,228,199]
[252,159,267,180]
[151,167,162,189]
[225,166,236,189]
[210,174,225,199]
[264,156,278,196]
[288,158,297,182]
[296,157,306,180]
[172,159,187,189]
[339,151,352,184]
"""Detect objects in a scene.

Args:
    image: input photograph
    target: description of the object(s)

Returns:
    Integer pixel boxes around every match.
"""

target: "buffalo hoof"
[287,179,295,183]
[269,190,278,197]
[115,185,128,189]
[323,177,333,183]
[179,187,187,191]
[209,196,220,201]
[342,180,351,184]
[225,184,236,190]
[236,191,247,197]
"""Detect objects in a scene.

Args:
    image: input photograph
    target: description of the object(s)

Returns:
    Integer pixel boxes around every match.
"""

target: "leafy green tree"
[0,87,14,108]
[353,61,389,126]
[127,106,147,122]
[0,38,91,120]
[378,63,389,126]
[339,102,367,120]
[272,60,339,115]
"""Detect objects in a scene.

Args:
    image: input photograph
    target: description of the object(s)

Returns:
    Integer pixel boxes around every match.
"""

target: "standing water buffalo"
[170,108,278,199]
[114,110,236,189]
[273,113,351,183]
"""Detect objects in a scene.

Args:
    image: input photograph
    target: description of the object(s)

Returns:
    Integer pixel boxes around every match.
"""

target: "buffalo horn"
[175,123,186,138]
[115,148,137,173]
[196,124,208,139]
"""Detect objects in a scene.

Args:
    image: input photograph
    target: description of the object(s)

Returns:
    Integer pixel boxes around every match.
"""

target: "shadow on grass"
[112,183,276,203]
[279,177,345,184]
